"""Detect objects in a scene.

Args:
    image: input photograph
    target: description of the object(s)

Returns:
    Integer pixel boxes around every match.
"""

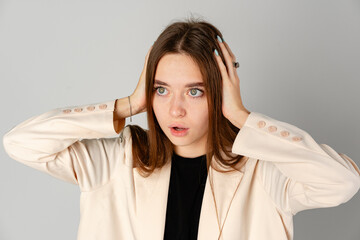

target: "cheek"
[200,102,209,128]
[152,97,165,123]
[190,103,209,126]
[200,112,209,127]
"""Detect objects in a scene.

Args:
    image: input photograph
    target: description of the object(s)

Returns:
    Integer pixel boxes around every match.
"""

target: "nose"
[169,93,186,118]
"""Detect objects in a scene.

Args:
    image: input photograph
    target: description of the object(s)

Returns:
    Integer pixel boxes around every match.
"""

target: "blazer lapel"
[134,158,172,240]
[133,153,246,240]
[197,155,245,239]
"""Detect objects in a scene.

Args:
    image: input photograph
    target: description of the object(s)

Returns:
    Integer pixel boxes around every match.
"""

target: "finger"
[145,45,153,60]
[222,41,236,62]
[217,37,236,79]
[144,45,153,68]
[214,49,230,83]
[222,41,240,81]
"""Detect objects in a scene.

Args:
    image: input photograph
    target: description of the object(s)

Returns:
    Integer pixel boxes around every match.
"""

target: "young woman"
[3,18,360,240]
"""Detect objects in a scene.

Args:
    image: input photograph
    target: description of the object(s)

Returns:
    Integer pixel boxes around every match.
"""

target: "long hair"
[128,16,248,177]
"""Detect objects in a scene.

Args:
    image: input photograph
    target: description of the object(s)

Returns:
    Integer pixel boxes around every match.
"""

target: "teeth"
[174,127,184,131]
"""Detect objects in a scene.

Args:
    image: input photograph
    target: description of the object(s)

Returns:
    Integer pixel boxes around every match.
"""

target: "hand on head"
[213,36,249,126]
[130,44,153,114]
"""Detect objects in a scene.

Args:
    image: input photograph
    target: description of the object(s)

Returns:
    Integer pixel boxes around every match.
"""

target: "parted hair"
[127,16,248,177]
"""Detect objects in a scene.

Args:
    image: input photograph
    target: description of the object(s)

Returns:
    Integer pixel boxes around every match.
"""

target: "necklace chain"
[209,166,243,240]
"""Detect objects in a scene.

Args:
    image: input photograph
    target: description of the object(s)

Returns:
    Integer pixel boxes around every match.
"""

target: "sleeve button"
[280,130,289,137]
[63,109,71,113]
[74,108,83,112]
[257,121,266,128]
[99,104,107,109]
[292,136,302,141]
[268,126,277,132]
[87,106,95,111]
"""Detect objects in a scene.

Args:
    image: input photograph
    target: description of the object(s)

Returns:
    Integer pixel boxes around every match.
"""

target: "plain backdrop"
[1,0,359,239]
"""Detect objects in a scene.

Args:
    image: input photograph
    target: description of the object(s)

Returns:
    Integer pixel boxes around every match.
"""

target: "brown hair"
[128,16,248,177]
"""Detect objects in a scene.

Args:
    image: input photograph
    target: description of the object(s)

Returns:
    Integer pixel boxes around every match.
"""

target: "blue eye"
[153,86,204,98]
[154,87,167,95]
[189,88,204,97]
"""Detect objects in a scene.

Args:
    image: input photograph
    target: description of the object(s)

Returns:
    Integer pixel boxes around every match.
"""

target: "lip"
[168,123,188,128]
[169,127,189,137]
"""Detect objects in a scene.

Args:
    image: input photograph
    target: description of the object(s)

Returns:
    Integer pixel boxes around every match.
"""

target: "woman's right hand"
[130,45,153,114]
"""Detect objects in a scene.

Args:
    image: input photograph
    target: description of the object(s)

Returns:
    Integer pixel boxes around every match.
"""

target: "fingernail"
[217,35,223,43]
[214,49,219,56]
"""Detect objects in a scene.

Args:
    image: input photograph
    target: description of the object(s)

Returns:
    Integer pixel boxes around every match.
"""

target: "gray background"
[1,0,359,239]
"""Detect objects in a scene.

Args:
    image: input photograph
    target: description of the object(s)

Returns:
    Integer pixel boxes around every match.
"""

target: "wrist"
[129,94,143,115]
[114,97,131,119]
[231,108,250,129]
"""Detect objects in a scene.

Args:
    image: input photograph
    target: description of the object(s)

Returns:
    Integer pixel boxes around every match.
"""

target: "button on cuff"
[280,130,290,137]
[87,106,95,111]
[99,104,107,109]
[292,136,302,141]
[257,120,266,128]
[268,126,277,132]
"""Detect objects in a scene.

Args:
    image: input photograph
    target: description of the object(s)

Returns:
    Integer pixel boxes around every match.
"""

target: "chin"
[166,135,192,146]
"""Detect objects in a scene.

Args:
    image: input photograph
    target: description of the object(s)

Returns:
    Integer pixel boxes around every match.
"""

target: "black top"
[163,152,208,240]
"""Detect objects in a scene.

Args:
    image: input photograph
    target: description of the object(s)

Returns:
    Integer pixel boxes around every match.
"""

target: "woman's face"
[152,53,209,158]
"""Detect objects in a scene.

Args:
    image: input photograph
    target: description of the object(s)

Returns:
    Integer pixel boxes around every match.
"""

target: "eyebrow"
[154,80,204,88]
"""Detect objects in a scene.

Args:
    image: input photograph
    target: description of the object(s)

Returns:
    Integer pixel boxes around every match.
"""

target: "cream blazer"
[3,99,360,240]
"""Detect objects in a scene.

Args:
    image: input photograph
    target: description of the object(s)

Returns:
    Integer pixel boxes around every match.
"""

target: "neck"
[173,146,207,158]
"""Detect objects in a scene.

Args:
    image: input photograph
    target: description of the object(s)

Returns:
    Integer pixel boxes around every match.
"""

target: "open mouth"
[173,127,187,131]
[169,127,189,136]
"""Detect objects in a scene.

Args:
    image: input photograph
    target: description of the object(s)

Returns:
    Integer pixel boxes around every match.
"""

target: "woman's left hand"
[213,36,250,128]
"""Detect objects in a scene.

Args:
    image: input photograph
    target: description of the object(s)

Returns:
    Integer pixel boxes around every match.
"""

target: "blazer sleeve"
[2,99,127,192]
[231,111,360,216]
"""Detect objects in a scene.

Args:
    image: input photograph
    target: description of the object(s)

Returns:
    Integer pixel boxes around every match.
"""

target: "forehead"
[154,53,203,86]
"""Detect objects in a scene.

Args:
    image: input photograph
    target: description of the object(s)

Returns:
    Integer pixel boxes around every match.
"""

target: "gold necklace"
[209,166,243,240]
